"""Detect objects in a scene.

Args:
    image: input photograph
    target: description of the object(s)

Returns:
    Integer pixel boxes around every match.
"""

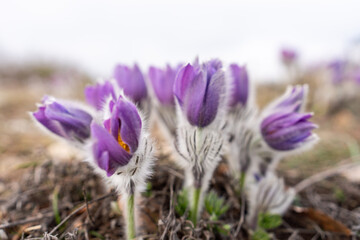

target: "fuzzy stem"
[190,187,201,225]
[126,194,136,240]
[239,172,246,192]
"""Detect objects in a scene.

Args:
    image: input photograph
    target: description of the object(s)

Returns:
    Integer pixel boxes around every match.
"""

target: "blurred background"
[1,0,360,80]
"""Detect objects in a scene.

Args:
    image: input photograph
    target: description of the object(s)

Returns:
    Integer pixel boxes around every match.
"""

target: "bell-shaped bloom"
[91,96,142,176]
[148,64,181,105]
[32,96,92,142]
[228,64,249,107]
[281,48,298,65]
[274,85,307,112]
[261,111,317,151]
[173,59,225,128]
[84,81,115,110]
[114,64,147,103]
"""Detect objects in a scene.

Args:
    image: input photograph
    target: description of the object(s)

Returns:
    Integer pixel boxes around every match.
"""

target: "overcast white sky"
[1,0,360,81]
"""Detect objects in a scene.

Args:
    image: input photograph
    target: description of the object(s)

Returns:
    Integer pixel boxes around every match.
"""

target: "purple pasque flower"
[148,64,181,105]
[114,64,148,103]
[91,96,142,176]
[32,96,92,142]
[275,85,307,112]
[84,81,115,110]
[173,59,225,128]
[328,60,347,84]
[281,48,298,65]
[228,64,249,107]
[352,68,360,85]
[261,111,317,151]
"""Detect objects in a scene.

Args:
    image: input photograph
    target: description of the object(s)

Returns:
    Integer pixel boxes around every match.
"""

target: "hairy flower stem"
[191,187,201,225]
[125,194,136,240]
[239,172,246,193]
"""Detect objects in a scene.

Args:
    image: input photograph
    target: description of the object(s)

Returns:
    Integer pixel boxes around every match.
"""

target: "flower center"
[117,129,130,152]
[105,118,131,153]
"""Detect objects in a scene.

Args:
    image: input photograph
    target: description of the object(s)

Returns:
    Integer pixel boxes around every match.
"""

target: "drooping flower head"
[114,64,148,103]
[280,48,298,65]
[91,96,142,177]
[148,64,181,105]
[228,64,249,108]
[173,59,225,128]
[84,81,115,110]
[32,96,92,142]
[261,111,318,151]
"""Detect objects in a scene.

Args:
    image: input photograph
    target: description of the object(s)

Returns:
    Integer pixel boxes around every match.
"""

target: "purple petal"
[281,48,298,64]
[84,81,115,110]
[262,112,312,134]
[275,86,305,111]
[174,61,224,127]
[173,64,196,106]
[104,96,142,153]
[265,121,317,142]
[33,99,92,141]
[185,69,224,127]
[33,106,68,138]
[228,64,248,107]
[261,111,317,151]
[328,60,347,84]
[184,71,207,126]
[197,70,224,127]
[117,98,142,152]
[45,102,90,129]
[204,59,222,79]
[44,102,92,140]
[148,65,177,105]
[91,123,132,176]
[114,64,147,103]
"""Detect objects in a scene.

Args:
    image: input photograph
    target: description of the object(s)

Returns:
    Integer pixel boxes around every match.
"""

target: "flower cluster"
[32,58,319,238]
[225,82,318,231]
[32,65,155,239]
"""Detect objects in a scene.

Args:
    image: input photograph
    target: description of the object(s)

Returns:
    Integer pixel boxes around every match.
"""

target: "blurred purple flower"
[352,68,360,85]
[92,96,142,176]
[84,81,115,110]
[228,64,249,107]
[275,85,307,112]
[328,60,347,84]
[33,96,92,142]
[261,111,317,151]
[148,64,181,105]
[114,64,147,103]
[281,48,298,65]
[173,59,224,127]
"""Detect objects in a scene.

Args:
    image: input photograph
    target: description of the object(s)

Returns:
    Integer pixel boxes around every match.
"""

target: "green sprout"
[175,188,189,217]
[204,191,230,221]
[251,212,282,240]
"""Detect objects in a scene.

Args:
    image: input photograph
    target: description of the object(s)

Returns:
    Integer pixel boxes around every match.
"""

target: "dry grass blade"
[295,157,360,193]
[48,192,116,235]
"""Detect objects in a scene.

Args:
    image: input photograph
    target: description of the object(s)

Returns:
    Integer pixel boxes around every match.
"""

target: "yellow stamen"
[108,119,130,153]
[118,130,130,152]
